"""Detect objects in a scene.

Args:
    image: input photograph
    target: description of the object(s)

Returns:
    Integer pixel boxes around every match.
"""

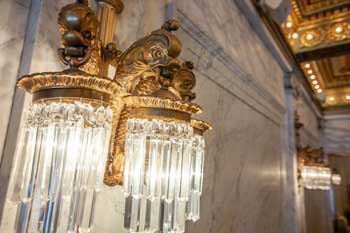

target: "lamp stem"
[96,0,124,76]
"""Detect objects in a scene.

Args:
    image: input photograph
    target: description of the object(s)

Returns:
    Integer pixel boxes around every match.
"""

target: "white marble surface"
[95,0,289,232]
[304,189,334,233]
[0,0,67,226]
[184,72,283,233]
[294,95,321,148]
[291,78,334,233]
[176,0,285,108]
[0,0,306,233]
[322,114,350,155]
[0,0,31,161]
[329,156,350,216]
[281,87,300,233]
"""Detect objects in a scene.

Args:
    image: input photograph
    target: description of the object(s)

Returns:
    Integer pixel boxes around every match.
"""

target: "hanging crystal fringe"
[301,166,332,190]
[123,118,207,233]
[186,134,205,222]
[2,101,112,233]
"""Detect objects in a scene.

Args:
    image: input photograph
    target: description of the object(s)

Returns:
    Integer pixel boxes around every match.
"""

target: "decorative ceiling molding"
[279,0,350,109]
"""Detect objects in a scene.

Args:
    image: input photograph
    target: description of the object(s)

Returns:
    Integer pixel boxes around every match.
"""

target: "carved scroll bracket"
[103,20,202,186]
[57,0,100,73]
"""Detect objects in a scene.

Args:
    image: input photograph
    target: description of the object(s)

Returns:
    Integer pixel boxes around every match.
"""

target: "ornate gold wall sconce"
[331,172,342,186]
[294,112,340,191]
[297,147,332,190]
[1,1,212,233]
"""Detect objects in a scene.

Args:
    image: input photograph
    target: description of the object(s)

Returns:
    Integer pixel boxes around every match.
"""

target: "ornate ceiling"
[280,0,350,108]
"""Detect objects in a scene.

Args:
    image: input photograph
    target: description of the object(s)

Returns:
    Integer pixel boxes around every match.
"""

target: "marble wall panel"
[184,73,284,233]
[0,0,31,161]
[281,87,300,233]
[0,0,69,226]
[329,156,350,216]
[116,0,168,51]
[95,0,290,233]
[294,94,321,148]
[304,190,334,233]
[175,0,285,107]
[322,115,350,155]
[0,0,301,233]
[292,83,333,233]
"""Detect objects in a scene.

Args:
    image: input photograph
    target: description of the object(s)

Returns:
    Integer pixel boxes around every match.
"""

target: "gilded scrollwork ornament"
[102,20,206,185]
[114,20,182,95]
[57,0,101,72]
[172,61,197,101]
[13,1,212,231]
[30,0,206,187]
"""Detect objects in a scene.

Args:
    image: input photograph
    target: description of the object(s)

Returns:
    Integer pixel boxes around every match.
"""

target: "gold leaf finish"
[17,70,126,98]
[191,119,213,135]
[18,0,211,188]
[123,96,202,115]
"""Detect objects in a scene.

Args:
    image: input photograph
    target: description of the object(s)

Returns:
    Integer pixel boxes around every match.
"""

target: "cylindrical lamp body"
[6,100,112,233]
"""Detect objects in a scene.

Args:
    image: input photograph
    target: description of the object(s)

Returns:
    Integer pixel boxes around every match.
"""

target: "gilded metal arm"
[54,1,201,186]
[104,20,200,186]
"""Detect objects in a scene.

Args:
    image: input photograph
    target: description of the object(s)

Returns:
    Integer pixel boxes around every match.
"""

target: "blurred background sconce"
[295,111,341,191]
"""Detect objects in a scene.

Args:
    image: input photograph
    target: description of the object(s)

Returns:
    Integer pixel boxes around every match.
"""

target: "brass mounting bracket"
[56,1,205,187]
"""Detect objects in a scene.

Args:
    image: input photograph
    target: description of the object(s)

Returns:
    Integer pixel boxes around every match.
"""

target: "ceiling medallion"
[0,1,212,233]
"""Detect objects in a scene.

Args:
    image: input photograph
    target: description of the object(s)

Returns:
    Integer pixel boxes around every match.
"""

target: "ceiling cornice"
[250,1,323,114]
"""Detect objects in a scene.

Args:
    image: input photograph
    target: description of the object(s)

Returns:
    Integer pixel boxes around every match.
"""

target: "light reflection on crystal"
[1,101,112,233]
[186,134,205,222]
[301,166,332,190]
[123,118,206,233]
[331,173,341,185]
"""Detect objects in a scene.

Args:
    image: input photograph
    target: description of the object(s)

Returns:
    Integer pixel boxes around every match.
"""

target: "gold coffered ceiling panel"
[319,55,350,88]
[280,0,350,109]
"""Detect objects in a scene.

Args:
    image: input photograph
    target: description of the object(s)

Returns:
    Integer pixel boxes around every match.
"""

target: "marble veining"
[0,0,31,162]
[329,156,350,216]
[184,75,283,233]
[176,9,286,126]
[304,190,334,233]
[0,1,303,233]
[323,116,350,154]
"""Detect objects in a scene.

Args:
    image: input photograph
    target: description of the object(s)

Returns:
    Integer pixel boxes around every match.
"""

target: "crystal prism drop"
[1,101,112,233]
[123,118,199,233]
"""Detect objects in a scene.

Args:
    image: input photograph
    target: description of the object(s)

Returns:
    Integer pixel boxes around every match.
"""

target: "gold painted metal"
[17,70,125,98]
[57,1,101,73]
[114,20,182,95]
[97,0,124,14]
[129,108,191,123]
[294,111,329,186]
[191,119,213,136]
[103,19,207,186]
[123,96,202,115]
[282,1,350,52]
[172,61,197,101]
[17,0,212,187]
[279,0,350,108]
[104,93,203,185]
[32,88,110,102]
[96,0,124,75]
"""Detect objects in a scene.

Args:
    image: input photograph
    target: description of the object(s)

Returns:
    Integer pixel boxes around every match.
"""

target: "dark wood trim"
[295,43,350,62]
